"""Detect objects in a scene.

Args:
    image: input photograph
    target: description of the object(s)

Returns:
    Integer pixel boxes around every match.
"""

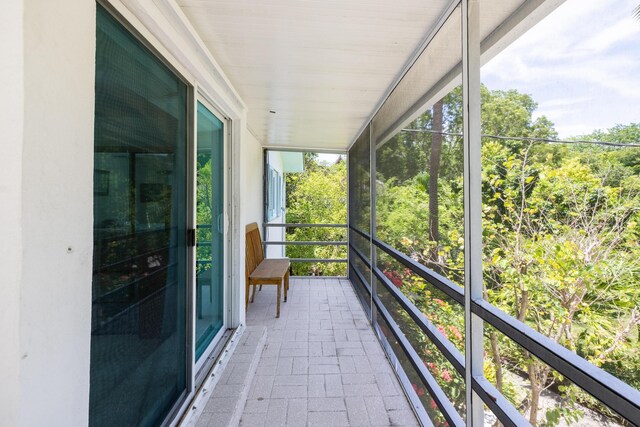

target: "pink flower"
[433,298,447,307]
[437,325,448,338]
[441,370,452,383]
[448,325,462,341]
[384,270,404,288]
[412,383,426,397]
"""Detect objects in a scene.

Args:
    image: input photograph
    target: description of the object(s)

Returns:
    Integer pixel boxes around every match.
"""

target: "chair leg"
[276,283,281,318]
[259,284,263,291]
[251,283,257,303]
[284,272,289,302]
[245,280,249,309]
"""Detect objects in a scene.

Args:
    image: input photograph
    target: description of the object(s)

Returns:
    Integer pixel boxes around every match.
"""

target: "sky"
[481,0,640,138]
[316,153,343,165]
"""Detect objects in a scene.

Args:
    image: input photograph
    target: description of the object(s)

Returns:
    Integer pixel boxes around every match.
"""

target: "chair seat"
[249,259,290,281]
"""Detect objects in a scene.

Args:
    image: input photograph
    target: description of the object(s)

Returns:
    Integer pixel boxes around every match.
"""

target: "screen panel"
[91,6,188,426]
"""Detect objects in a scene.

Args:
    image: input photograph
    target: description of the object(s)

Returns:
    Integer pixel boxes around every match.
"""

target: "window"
[275,172,282,214]
[267,165,282,221]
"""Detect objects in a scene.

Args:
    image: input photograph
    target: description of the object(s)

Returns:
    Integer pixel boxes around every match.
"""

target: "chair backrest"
[245,223,265,278]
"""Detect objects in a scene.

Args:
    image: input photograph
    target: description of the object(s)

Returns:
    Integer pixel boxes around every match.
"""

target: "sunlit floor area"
[239,277,419,427]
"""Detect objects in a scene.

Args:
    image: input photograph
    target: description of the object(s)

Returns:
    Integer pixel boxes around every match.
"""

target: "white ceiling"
[178,0,454,150]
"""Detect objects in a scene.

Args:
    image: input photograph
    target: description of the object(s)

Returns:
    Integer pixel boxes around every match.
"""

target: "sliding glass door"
[195,102,225,362]
[92,5,231,425]
[91,5,188,426]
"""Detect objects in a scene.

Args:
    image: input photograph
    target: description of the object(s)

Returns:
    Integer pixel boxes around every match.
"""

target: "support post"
[462,0,484,424]
[369,126,376,323]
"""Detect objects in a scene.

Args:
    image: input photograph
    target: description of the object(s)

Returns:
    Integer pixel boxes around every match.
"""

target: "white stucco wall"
[237,126,264,322]
[11,0,96,425]
[0,1,24,425]
[241,130,265,237]
[0,0,95,423]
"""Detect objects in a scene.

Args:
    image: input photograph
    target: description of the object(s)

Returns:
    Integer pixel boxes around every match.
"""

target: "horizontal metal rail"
[471,376,531,427]
[349,262,372,296]
[348,243,371,268]
[348,225,640,425]
[373,294,465,427]
[262,223,347,264]
[472,299,640,425]
[289,258,347,263]
[372,264,465,376]
[352,254,528,427]
[370,235,465,306]
[349,225,464,307]
[264,223,347,228]
[349,225,371,240]
[264,241,347,246]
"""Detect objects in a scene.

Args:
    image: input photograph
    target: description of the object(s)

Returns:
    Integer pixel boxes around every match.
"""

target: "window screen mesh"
[348,125,372,311]
[92,6,188,426]
[372,5,462,146]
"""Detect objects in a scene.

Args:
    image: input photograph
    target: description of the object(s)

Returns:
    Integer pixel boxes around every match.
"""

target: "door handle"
[187,229,196,247]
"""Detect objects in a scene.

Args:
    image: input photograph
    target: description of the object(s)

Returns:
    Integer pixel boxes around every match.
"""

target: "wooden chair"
[245,223,290,318]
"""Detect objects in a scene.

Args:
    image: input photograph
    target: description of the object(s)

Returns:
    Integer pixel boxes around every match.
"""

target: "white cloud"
[482,0,640,137]
[581,17,640,54]
[541,96,594,108]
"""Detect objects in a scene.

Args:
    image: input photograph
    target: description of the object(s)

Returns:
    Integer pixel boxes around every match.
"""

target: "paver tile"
[292,357,309,375]
[271,385,308,399]
[345,396,369,426]
[274,375,308,386]
[343,383,381,397]
[265,398,288,427]
[239,412,266,427]
[307,411,349,427]
[308,397,346,412]
[229,279,418,427]
[203,397,236,413]
[286,398,308,426]
[244,398,269,414]
[324,374,344,397]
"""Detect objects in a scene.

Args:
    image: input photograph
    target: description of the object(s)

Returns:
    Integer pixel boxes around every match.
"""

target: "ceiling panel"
[178,0,453,150]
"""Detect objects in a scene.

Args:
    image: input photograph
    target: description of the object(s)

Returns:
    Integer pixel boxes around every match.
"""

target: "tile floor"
[240,277,419,427]
[195,326,267,427]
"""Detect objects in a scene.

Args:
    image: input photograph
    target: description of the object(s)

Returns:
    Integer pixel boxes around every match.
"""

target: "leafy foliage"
[374,86,640,425]
[285,155,347,275]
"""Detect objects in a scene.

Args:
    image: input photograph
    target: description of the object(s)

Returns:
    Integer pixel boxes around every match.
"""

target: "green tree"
[375,85,640,425]
[285,157,347,275]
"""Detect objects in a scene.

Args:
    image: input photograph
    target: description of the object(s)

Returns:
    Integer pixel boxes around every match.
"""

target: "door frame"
[191,93,233,382]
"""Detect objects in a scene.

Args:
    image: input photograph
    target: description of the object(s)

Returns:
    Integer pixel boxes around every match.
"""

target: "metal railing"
[263,223,348,264]
[348,225,640,427]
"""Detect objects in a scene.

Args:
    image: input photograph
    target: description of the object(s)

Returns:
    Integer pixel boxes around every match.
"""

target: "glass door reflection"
[195,102,225,361]
[92,6,188,426]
